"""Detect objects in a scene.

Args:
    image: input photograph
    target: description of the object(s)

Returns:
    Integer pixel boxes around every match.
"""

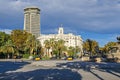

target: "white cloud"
[0,0,120,34]
[0,28,12,34]
[9,0,30,11]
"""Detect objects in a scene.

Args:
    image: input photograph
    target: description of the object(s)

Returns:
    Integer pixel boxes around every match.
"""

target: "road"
[0,59,120,80]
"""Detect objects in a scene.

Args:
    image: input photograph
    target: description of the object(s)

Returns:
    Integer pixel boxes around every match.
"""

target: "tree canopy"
[83,39,99,56]
[103,42,117,53]
[0,32,10,46]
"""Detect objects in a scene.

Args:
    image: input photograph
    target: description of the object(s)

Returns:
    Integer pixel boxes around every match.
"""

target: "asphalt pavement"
[0,59,120,80]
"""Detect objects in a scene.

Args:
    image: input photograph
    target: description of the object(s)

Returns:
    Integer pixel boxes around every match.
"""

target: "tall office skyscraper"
[24,6,40,37]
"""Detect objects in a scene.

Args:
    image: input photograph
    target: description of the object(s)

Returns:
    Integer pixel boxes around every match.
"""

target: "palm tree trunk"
[48,49,49,57]
[58,48,61,59]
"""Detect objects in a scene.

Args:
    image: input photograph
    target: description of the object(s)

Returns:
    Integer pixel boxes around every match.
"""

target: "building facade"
[24,6,40,37]
[37,27,83,52]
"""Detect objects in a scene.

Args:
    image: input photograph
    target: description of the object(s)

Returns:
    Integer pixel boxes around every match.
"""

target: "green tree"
[11,30,31,55]
[36,40,42,55]
[68,47,75,56]
[0,32,11,58]
[44,39,66,59]
[103,42,117,53]
[49,39,56,50]
[25,35,37,55]
[67,46,82,57]
[0,32,10,46]
[75,46,82,57]
[44,39,51,57]
[56,39,65,59]
[0,40,15,58]
[83,39,99,57]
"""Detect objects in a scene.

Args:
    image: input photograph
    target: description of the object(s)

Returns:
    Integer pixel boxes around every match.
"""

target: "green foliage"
[0,32,10,46]
[103,42,117,53]
[23,53,30,59]
[11,30,31,50]
[0,32,11,55]
[54,39,65,58]
[53,50,59,55]
[41,55,50,60]
[1,40,14,54]
[44,39,51,49]
[44,39,66,58]
[68,47,75,56]
[10,30,41,56]
[0,30,42,59]
[44,38,83,58]
[75,46,80,53]
[83,39,99,56]
[117,36,120,42]
[25,34,37,55]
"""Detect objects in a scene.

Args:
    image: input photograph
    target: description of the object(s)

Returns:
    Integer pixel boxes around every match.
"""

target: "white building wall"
[37,27,83,52]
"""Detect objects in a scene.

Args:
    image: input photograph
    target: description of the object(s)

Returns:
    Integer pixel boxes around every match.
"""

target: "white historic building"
[37,26,83,51]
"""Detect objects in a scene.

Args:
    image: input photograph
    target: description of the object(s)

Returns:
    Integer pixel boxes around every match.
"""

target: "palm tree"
[74,46,82,58]
[44,40,51,57]
[83,39,99,57]
[104,42,117,54]
[44,39,66,59]
[25,35,36,55]
[50,39,55,49]
[87,39,92,57]
[36,40,42,55]
[49,39,56,57]
[0,40,15,59]
[57,39,65,59]
[68,46,75,56]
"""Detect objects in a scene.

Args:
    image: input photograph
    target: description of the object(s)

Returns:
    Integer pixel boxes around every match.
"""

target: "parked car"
[67,56,74,60]
[33,55,41,61]
[35,57,40,61]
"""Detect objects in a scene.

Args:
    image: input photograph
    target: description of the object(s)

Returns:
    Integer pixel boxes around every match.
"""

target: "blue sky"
[0,0,120,47]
